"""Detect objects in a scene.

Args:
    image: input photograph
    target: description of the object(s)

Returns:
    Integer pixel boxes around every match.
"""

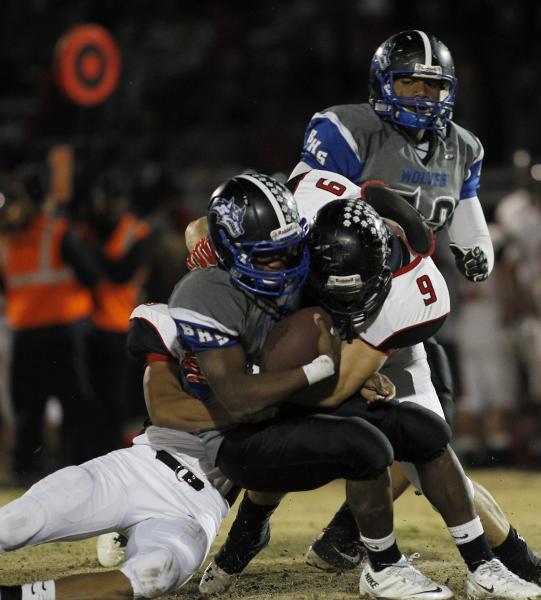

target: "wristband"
[301,354,335,385]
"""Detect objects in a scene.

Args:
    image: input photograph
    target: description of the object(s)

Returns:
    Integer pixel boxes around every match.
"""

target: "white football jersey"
[291,169,450,352]
[358,253,450,351]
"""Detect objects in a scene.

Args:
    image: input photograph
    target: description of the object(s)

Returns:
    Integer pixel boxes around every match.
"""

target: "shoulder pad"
[129,303,180,359]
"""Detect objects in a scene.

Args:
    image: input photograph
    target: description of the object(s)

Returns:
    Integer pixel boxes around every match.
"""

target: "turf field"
[0,469,540,599]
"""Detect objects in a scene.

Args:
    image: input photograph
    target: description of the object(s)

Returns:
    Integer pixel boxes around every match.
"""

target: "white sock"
[448,516,484,545]
[360,530,396,552]
[21,581,55,600]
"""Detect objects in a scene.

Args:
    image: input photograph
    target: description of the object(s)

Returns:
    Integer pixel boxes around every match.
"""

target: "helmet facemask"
[315,269,392,342]
[374,67,457,131]
[217,219,310,298]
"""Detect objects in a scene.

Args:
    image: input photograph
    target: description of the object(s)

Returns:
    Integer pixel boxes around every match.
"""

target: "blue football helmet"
[369,30,457,131]
[208,173,309,299]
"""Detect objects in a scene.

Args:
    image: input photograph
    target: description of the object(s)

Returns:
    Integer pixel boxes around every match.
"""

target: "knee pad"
[343,417,394,477]
[0,496,46,551]
[395,402,452,464]
[121,548,182,599]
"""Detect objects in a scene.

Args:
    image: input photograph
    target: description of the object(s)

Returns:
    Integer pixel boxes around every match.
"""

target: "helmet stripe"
[237,174,287,227]
[414,30,432,66]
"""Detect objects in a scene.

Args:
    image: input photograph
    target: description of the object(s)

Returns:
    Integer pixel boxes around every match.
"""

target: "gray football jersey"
[299,103,484,231]
[168,267,296,404]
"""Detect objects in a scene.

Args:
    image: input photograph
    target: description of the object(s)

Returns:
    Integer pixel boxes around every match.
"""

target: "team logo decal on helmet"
[373,40,394,72]
[209,198,246,238]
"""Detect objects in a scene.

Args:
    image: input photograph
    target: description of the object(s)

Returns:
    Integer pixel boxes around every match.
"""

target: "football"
[260,306,334,372]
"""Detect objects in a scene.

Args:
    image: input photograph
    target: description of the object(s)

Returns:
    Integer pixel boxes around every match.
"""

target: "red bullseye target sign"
[54,24,121,106]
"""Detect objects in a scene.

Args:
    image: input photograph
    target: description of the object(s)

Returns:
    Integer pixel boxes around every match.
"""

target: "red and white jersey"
[358,253,450,352]
[291,169,450,352]
[291,168,362,223]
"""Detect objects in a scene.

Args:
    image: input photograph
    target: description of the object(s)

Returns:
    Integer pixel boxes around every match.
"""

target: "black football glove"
[449,243,489,282]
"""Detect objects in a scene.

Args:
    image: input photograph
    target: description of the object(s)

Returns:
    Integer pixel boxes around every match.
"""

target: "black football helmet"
[308,199,392,340]
[369,30,457,131]
[208,172,310,299]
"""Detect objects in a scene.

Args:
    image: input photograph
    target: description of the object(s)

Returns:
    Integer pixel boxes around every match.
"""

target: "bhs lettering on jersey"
[176,321,234,352]
[401,169,448,187]
[306,130,328,166]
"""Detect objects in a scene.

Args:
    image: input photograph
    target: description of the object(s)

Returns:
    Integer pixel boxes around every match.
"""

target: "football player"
[0,172,448,600]
[159,173,463,597]
[194,172,541,599]
[285,29,541,585]
[0,172,338,600]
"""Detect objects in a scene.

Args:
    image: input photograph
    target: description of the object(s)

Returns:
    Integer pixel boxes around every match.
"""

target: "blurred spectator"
[0,159,100,485]
[83,170,159,455]
[452,224,519,467]
[496,171,541,463]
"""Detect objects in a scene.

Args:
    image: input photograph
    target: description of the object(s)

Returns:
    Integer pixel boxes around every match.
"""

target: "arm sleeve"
[61,229,103,287]
[297,113,364,183]
[447,196,495,275]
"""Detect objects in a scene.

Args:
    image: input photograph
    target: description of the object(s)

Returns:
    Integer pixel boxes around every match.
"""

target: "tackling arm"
[289,338,388,408]
[197,314,341,419]
[144,360,237,431]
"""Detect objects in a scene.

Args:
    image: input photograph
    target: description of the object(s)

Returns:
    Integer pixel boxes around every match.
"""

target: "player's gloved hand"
[186,237,219,271]
[361,372,396,404]
[449,243,489,282]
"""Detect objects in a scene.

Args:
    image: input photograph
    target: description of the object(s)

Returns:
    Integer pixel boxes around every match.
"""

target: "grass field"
[0,469,540,599]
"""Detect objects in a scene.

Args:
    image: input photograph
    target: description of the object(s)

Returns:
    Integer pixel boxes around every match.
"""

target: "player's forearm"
[144,362,234,431]
[199,343,336,419]
[289,339,387,408]
[208,369,313,419]
[448,196,494,274]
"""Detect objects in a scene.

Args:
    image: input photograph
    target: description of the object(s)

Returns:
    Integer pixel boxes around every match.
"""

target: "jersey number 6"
[416,274,437,305]
[316,178,347,196]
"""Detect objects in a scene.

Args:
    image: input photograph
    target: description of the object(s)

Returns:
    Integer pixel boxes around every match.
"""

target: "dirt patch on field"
[1,470,540,599]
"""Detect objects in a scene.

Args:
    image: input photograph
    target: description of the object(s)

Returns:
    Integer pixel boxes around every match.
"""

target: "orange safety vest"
[2,214,93,330]
[92,213,151,333]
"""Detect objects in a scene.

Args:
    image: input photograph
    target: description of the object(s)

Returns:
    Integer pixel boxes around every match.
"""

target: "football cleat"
[199,560,238,597]
[96,532,127,568]
[496,530,541,586]
[467,558,541,599]
[359,553,454,599]
[306,525,366,571]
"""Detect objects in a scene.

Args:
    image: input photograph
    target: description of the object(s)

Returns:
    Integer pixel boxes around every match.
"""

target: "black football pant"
[216,396,451,493]
[217,412,394,493]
